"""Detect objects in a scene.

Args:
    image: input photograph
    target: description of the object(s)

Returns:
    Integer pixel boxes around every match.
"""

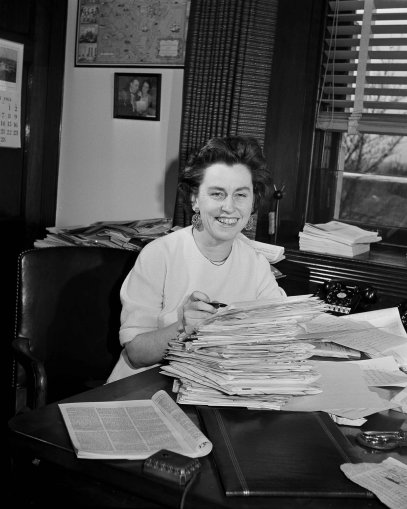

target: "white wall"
[56,0,183,227]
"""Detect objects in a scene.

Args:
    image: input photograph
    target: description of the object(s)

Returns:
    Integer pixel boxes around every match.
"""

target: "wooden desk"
[8,367,406,509]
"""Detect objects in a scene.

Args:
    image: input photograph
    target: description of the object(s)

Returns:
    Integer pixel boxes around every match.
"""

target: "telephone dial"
[316,279,378,315]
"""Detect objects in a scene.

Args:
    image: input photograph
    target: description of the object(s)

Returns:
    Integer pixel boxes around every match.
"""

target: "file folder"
[198,407,373,498]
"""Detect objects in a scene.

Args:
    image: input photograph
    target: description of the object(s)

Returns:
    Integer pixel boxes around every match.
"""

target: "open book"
[59,390,212,460]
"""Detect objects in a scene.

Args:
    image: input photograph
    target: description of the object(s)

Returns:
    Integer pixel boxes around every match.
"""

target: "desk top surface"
[8,367,406,509]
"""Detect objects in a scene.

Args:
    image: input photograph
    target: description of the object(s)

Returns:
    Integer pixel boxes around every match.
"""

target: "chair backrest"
[11,246,139,413]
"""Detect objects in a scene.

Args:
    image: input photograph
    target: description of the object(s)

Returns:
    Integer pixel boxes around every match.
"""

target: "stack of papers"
[34,218,174,250]
[239,234,286,278]
[299,221,381,257]
[238,234,285,264]
[161,295,329,410]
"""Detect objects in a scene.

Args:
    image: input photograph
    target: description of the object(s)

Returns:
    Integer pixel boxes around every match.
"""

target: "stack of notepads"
[161,295,329,410]
[299,221,381,257]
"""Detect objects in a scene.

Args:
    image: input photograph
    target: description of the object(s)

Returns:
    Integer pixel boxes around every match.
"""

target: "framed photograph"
[113,73,161,121]
[75,0,190,67]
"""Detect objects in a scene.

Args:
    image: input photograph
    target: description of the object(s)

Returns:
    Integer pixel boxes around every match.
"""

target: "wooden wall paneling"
[259,0,326,243]
[1,0,67,420]
[24,0,68,243]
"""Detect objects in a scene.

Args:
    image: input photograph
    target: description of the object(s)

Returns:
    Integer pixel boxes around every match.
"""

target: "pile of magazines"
[34,218,174,250]
[299,221,381,257]
[161,295,329,410]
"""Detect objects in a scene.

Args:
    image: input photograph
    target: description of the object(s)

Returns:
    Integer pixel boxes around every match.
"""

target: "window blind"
[316,0,407,135]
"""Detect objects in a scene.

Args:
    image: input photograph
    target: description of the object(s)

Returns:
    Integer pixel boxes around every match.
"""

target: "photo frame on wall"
[75,0,190,67]
[113,73,161,121]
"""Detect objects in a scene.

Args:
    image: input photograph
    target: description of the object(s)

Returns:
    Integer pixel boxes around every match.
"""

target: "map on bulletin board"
[75,0,191,67]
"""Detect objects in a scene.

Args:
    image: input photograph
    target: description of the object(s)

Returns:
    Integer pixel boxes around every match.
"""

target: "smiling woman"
[107,136,287,383]
[190,163,254,262]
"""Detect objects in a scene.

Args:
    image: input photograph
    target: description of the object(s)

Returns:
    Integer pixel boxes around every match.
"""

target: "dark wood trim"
[258,0,326,243]
[23,0,67,244]
[1,0,67,420]
[277,245,407,307]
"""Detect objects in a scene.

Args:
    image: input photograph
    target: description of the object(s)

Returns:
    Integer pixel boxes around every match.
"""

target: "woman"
[135,79,153,116]
[107,136,286,382]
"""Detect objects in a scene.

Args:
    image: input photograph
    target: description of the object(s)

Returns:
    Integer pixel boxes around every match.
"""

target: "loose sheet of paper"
[302,309,407,367]
[349,356,407,387]
[332,329,407,367]
[343,307,407,338]
[341,458,407,509]
[391,387,407,413]
[283,361,396,418]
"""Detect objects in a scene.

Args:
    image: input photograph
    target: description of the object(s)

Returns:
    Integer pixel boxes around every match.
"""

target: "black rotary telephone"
[316,279,378,315]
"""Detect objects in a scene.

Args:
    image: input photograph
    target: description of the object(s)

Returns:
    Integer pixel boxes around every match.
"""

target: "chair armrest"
[12,337,47,409]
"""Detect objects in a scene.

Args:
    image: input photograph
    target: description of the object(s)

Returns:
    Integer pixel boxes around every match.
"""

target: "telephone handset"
[316,280,378,315]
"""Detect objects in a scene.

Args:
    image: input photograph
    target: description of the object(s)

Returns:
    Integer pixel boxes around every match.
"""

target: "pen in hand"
[209,302,227,309]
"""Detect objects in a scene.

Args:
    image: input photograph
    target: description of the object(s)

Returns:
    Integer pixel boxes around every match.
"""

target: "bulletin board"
[75,0,190,67]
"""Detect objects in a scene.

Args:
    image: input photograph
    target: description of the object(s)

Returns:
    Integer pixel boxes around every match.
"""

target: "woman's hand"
[180,291,218,335]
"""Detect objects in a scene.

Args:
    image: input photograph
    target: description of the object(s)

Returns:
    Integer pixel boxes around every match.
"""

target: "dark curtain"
[173,0,279,228]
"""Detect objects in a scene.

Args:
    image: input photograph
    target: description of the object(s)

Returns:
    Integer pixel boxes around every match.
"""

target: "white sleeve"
[119,243,166,345]
[255,254,287,300]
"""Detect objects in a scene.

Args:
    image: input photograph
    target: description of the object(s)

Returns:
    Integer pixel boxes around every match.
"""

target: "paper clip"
[356,430,407,450]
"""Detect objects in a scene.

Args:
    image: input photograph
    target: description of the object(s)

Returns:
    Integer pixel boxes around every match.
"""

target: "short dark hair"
[178,136,272,212]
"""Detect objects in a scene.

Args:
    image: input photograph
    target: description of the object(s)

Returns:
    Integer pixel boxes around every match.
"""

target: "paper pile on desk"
[299,221,381,257]
[161,295,329,410]
[34,218,174,250]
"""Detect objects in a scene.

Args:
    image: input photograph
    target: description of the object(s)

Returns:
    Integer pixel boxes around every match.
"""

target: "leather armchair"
[11,246,139,414]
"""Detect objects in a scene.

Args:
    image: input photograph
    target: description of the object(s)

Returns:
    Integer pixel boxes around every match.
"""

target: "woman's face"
[192,163,254,244]
[142,81,150,94]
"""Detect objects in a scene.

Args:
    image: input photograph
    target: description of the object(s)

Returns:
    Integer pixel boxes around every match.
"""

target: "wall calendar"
[0,38,23,149]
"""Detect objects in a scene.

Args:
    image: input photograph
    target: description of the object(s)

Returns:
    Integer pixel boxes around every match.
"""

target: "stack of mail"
[161,295,329,410]
[299,221,381,257]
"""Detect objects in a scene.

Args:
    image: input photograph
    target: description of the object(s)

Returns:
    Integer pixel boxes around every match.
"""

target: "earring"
[191,209,203,231]
[244,214,256,232]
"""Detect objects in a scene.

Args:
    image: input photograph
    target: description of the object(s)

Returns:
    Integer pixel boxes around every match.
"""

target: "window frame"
[261,0,406,263]
[257,0,406,306]
[308,130,407,246]
[311,0,407,247]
